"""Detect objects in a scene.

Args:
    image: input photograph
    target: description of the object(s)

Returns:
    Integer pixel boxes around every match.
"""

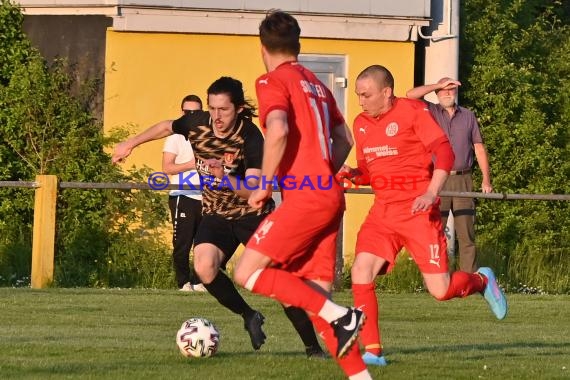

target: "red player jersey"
[353,97,448,203]
[256,61,345,197]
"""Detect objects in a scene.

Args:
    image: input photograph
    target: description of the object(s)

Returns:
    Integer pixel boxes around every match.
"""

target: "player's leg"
[350,203,398,366]
[168,195,193,290]
[422,272,476,299]
[234,205,364,358]
[235,213,326,358]
[308,283,370,379]
[184,197,205,288]
[235,247,363,356]
[287,231,371,379]
[311,316,370,379]
[423,270,508,321]
[351,252,388,367]
[194,215,266,349]
[282,305,327,358]
[405,202,481,300]
[406,204,507,319]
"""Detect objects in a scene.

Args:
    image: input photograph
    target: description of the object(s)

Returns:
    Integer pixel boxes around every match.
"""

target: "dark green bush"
[461,0,570,293]
[0,0,173,289]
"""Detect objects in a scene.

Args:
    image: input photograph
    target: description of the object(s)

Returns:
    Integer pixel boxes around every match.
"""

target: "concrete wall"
[22,15,112,120]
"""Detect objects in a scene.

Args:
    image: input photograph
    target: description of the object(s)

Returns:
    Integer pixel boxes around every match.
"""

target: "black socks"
[283,306,323,352]
[204,271,254,316]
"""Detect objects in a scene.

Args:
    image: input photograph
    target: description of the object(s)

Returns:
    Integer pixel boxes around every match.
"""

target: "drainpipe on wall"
[417,0,460,258]
[419,0,460,103]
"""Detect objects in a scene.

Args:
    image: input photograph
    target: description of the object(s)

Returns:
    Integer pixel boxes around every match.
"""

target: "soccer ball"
[176,317,220,358]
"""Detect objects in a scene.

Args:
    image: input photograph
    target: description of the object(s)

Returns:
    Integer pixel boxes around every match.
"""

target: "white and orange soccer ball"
[176,317,220,358]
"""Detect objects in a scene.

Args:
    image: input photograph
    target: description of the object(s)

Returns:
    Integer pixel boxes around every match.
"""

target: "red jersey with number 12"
[353,97,447,204]
[256,61,345,197]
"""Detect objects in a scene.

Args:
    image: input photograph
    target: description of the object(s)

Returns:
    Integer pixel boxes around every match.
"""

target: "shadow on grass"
[397,341,570,355]
[215,350,326,359]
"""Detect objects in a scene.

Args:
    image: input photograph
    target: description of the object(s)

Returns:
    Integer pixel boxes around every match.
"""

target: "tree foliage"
[0,0,172,288]
[460,0,569,292]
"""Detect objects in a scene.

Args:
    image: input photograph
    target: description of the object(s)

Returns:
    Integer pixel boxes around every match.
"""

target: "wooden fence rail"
[1,175,569,289]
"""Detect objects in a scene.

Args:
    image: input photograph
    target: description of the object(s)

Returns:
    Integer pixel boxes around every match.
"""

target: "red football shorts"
[246,193,343,282]
[355,199,448,274]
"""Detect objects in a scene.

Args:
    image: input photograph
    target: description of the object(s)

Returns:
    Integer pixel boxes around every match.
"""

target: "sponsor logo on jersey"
[385,122,399,137]
[363,145,399,157]
[224,151,237,165]
[195,158,211,173]
[258,79,268,85]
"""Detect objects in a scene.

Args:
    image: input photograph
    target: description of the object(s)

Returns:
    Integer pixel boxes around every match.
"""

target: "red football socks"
[251,267,328,314]
[440,271,486,300]
[352,282,382,356]
[311,315,368,376]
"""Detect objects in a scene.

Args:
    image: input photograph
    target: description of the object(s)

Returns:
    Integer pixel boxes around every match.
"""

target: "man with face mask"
[407,77,493,274]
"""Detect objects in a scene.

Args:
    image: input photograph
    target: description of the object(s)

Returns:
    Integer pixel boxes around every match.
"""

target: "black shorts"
[194,213,268,268]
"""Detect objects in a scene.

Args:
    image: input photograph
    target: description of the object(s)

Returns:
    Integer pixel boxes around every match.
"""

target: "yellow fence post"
[31,175,58,289]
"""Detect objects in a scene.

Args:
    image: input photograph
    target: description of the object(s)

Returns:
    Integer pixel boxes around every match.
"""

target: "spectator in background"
[162,94,206,292]
[406,77,492,273]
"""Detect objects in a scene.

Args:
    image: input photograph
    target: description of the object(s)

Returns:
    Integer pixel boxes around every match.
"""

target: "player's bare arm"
[411,134,454,213]
[330,122,354,173]
[112,120,174,164]
[337,164,355,177]
[162,152,196,175]
[411,168,448,214]
[248,110,288,209]
[206,158,262,200]
[336,164,360,182]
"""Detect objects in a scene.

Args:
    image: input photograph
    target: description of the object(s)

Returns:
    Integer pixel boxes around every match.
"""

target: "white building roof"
[16,0,432,41]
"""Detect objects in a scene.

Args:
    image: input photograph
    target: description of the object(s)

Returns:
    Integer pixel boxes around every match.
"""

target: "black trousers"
[168,195,202,288]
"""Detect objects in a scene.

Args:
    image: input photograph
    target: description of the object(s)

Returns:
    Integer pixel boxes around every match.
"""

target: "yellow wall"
[103,30,415,265]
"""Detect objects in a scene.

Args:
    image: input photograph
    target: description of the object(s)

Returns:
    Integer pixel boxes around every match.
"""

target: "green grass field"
[1,288,568,379]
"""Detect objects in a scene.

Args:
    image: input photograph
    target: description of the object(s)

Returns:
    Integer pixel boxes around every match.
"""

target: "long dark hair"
[207,76,257,119]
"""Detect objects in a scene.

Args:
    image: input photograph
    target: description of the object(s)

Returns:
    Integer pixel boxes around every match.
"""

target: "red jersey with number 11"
[256,61,345,198]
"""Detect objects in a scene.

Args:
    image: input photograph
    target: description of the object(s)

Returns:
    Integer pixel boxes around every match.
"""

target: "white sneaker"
[191,283,207,292]
[179,282,193,292]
